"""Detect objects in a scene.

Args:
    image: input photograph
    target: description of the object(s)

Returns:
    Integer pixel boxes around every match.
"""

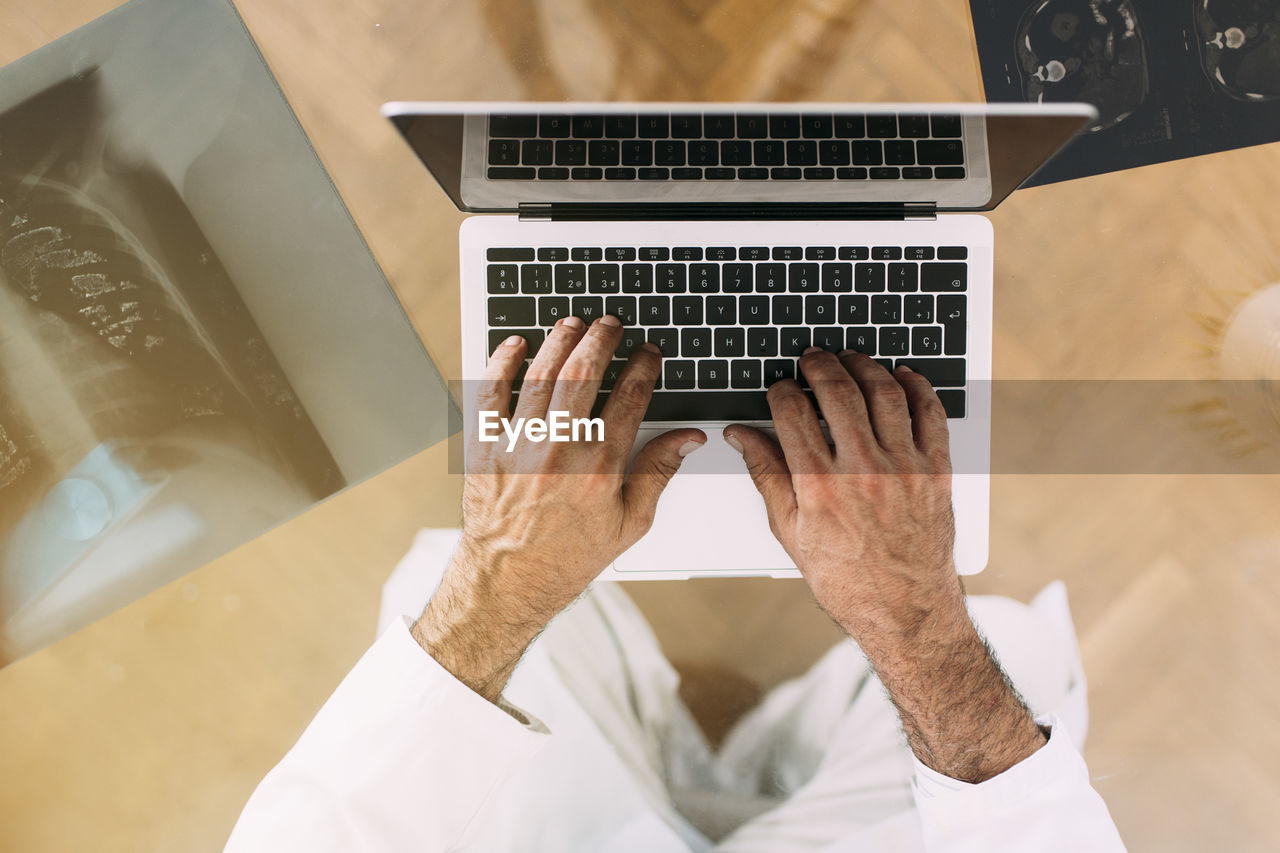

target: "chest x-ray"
[0,0,454,661]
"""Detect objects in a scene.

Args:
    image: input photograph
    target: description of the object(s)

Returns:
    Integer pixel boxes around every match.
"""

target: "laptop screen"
[383,102,1095,214]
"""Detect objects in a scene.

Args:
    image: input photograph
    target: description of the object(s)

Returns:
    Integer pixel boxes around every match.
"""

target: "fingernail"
[838,349,854,356]
[802,346,822,355]
[599,314,622,327]
[678,440,703,457]
[503,334,523,347]
[724,434,744,453]
[640,342,661,354]
[896,364,912,373]
[561,316,585,330]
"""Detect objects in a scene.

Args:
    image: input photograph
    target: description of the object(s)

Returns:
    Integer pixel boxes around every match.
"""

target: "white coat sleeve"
[224,617,549,852]
[911,715,1126,852]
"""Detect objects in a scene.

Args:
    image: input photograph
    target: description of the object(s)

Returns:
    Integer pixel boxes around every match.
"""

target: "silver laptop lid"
[382,101,1096,215]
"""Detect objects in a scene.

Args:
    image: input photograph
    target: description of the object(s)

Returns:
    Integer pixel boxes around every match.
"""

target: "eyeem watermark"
[477,410,604,452]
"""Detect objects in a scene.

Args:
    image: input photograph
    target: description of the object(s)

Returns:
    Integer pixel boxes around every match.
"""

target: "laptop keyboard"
[485,113,967,182]
[485,244,969,421]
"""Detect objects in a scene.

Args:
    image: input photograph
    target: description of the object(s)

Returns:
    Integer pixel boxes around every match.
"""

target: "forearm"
[854,602,1048,784]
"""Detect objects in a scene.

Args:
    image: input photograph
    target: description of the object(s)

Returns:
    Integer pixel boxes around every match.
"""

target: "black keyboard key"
[640,247,670,261]
[573,247,603,261]
[905,294,934,324]
[648,328,680,356]
[537,297,570,326]
[487,264,519,294]
[672,247,703,261]
[879,327,910,356]
[672,296,703,325]
[819,140,851,166]
[490,328,544,356]
[872,295,902,324]
[616,326,646,357]
[638,166,670,180]
[921,263,967,292]
[766,114,798,138]
[656,264,687,293]
[771,167,802,180]
[688,140,719,166]
[839,246,870,260]
[606,247,637,261]
[780,327,812,356]
[806,247,837,260]
[705,114,737,138]
[640,297,670,325]
[488,248,536,262]
[870,167,901,179]
[721,140,753,166]
[737,114,769,138]
[622,264,654,293]
[788,263,820,292]
[722,264,753,293]
[554,264,587,294]
[821,262,853,292]
[539,247,569,261]
[812,327,844,352]
[937,247,968,260]
[738,168,769,180]
[873,247,903,261]
[606,115,637,138]
[883,140,915,165]
[805,295,836,324]
[522,264,553,294]
[931,115,963,138]
[638,115,669,138]
[708,247,735,261]
[936,389,966,418]
[519,139,552,166]
[903,167,932,180]
[655,141,686,166]
[851,140,883,165]
[888,263,918,292]
[846,327,877,354]
[489,139,521,165]
[748,327,778,356]
[540,115,572,137]
[698,359,730,389]
[855,263,886,292]
[786,140,818,166]
[601,360,626,391]
[937,294,967,355]
[731,359,762,389]
[740,296,771,325]
[836,167,869,180]
[622,140,653,166]
[905,246,935,261]
[911,326,943,355]
[605,167,637,180]
[771,247,802,261]
[866,115,897,138]
[554,140,587,165]
[773,295,803,325]
[665,359,696,388]
[690,264,719,293]
[916,140,965,165]
[588,139,620,165]
[764,360,796,385]
[537,166,570,180]
[935,167,966,179]
[753,140,784,166]
[705,296,736,325]
[838,294,869,324]
[573,296,605,322]
[715,327,745,356]
[802,115,833,138]
[606,296,637,326]
[756,263,788,293]
[671,115,701,138]
[898,115,931,138]
[490,114,537,137]
[489,296,537,326]
[896,357,966,387]
[572,115,605,137]
[682,328,712,357]
[740,247,769,261]
[586,262,622,292]
[488,167,536,179]
[671,166,704,179]
[805,167,836,180]
[834,114,866,138]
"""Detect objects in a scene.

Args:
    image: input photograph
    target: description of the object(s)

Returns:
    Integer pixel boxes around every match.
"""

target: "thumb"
[724,425,797,530]
[622,428,706,530]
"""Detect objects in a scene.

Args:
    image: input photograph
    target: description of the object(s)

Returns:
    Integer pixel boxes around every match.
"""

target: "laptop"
[383,102,1094,579]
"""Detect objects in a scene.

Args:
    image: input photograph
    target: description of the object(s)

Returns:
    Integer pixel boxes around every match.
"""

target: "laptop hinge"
[518,202,936,222]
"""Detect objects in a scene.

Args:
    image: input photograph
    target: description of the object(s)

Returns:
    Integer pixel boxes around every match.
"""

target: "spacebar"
[643,391,773,422]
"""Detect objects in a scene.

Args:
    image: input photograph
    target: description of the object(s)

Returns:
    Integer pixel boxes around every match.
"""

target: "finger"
[796,347,875,454]
[600,343,663,463]
[897,366,952,471]
[478,333,527,418]
[548,315,624,419]
[838,351,913,453]
[621,428,707,536]
[765,379,832,474]
[515,316,586,421]
[724,425,797,535]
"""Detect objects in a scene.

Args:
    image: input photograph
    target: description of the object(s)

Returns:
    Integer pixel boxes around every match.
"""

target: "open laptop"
[383,102,1095,579]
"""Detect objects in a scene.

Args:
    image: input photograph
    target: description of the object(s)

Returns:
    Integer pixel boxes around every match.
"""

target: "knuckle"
[610,379,651,410]
[867,383,907,407]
